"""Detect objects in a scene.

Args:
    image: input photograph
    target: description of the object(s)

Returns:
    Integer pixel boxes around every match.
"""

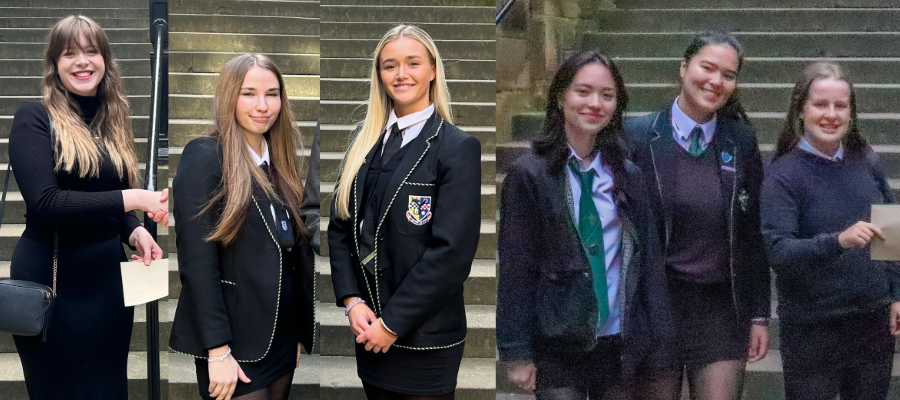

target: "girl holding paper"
[762,61,900,399]
[8,15,167,399]
[169,53,316,400]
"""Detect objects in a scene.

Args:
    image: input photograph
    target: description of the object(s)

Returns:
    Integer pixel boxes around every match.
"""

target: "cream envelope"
[872,205,900,261]
[120,259,169,306]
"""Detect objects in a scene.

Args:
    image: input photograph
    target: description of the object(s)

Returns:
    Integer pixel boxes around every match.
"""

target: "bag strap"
[48,111,58,297]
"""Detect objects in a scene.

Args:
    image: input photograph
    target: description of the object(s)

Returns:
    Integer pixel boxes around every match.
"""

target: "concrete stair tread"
[320,355,495,390]
[0,351,169,380]
[167,352,319,385]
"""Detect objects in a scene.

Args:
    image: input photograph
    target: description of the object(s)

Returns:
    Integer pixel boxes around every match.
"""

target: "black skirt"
[356,341,465,396]
[668,277,749,366]
[12,235,133,400]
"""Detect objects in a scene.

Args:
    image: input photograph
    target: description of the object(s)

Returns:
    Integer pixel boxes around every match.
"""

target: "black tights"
[362,382,454,400]
[231,371,294,400]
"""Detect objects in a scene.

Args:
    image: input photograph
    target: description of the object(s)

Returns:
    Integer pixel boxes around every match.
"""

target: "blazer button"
[377,232,384,241]
[377,270,385,277]
[588,243,602,255]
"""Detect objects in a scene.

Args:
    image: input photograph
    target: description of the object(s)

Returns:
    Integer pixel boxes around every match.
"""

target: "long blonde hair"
[43,15,139,185]
[201,54,306,246]
[333,24,452,220]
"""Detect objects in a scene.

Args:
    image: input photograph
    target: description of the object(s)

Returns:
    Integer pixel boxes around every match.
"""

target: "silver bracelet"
[207,348,231,363]
[381,318,398,337]
[345,298,366,316]
[751,317,770,326]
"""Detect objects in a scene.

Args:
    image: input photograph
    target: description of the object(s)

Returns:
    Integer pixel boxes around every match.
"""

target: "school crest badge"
[407,196,432,225]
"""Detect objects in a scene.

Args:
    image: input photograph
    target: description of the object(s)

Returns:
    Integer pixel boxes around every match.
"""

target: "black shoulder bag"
[0,114,58,342]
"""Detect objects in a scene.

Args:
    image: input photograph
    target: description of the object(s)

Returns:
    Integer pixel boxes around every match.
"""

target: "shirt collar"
[386,103,435,133]
[671,96,717,142]
[798,137,844,161]
[568,147,604,174]
[245,137,270,167]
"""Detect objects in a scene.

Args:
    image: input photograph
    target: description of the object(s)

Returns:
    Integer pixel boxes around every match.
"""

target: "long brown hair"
[43,15,139,184]
[201,54,307,246]
[774,62,869,159]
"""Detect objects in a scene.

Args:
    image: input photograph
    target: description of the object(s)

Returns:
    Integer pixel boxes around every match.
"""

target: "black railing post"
[145,1,168,399]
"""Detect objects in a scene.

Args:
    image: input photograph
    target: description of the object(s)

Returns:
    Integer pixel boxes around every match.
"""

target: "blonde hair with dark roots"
[43,15,139,185]
[201,53,306,246]
[333,24,452,220]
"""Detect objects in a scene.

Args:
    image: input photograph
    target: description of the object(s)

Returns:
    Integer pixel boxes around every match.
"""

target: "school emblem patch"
[407,196,432,225]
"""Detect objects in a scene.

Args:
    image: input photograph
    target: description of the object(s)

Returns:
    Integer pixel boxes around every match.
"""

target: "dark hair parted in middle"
[533,50,629,174]
[682,30,750,123]
[774,61,869,159]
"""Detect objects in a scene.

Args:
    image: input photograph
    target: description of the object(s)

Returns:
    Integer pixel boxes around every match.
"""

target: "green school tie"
[568,159,610,326]
[688,125,705,158]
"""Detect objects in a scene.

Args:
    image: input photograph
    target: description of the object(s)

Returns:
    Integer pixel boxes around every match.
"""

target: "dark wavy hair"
[532,50,628,175]
[774,62,868,160]
[681,30,750,123]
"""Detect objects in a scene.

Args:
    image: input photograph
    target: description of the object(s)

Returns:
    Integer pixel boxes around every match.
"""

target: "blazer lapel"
[711,118,738,230]
[648,111,676,245]
[558,167,579,234]
[376,113,441,226]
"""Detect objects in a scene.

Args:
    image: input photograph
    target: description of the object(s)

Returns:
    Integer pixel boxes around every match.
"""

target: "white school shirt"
[671,97,717,152]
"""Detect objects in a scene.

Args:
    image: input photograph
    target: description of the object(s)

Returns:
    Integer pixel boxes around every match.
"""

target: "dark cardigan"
[761,148,900,325]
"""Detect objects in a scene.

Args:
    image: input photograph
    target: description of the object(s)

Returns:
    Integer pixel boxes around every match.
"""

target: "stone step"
[318,303,495,358]
[318,149,496,185]
[582,32,900,58]
[321,21,495,40]
[170,51,319,75]
[1,95,151,116]
[167,95,318,121]
[0,117,151,139]
[320,355,495,399]
[623,84,900,114]
[0,42,150,59]
[589,9,900,33]
[170,14,319,35]
[170,32,319,55]
[508,112,900,147]
[321,58,494,80]
[321,78,494,103]
[323,0,493,5]
[0,351,169,400]
[0,223,169,261]
[0,27,148,43]
[168,119,318,147]
[321,5,493,24]
[616,0,900,8]
[322,39,494,59]
[320,219,497,260]
[0,0,146,7]
[169,0,319,19]
[0,76,150,97]
[318,124,496,153]
[0,7,148,19]
[0,58,149,77]
[319,182,497,220]
[0,17,146,29]
[320,100,494,126]
[316,254,497,306]
[613,57,900,85]
[0,163,168,193]
[169,73,319,98]
[0,302,168,353]
[168,352,319,400]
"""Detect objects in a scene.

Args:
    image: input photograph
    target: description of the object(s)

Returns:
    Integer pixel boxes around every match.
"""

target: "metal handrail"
[143,16,167,400]
[496,0,518,25]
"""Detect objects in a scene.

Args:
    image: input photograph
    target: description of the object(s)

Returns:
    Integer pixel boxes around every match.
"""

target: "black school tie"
[381,123,403,168]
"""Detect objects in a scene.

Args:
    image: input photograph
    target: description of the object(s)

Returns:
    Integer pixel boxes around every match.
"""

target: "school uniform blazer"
[496,148,670,377]
[328,112,481,349]
[625,109,770,324]
[169,136,316,361]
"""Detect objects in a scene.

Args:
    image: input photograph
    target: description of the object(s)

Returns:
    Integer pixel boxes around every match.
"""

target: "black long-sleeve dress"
[9,96,142,399]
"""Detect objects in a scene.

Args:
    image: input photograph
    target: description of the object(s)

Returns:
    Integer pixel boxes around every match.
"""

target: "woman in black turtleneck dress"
[8,16,167,399]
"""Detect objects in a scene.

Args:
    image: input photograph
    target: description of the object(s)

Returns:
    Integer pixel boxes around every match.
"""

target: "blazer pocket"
[536,270,597,342]
[397,184,436,236]
[221,281,239,314]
